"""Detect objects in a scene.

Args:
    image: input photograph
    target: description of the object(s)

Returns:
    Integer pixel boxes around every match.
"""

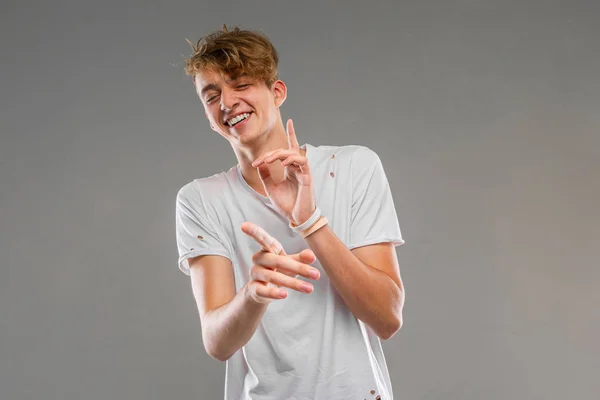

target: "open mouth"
[226,112,252,127]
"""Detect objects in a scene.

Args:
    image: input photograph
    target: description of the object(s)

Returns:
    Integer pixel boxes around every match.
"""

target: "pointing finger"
[286,119,300,150]
[241,221,286,255]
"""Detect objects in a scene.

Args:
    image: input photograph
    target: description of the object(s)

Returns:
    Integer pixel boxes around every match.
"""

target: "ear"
[272,80,287,108]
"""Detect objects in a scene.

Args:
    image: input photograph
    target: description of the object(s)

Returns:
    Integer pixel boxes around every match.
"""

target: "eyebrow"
[199,75,249,97]
[200,83,219,97]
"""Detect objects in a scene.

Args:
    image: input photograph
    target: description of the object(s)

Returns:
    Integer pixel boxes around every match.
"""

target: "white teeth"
[227,113,250,126]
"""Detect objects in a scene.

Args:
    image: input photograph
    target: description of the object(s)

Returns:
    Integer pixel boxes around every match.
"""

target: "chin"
[239,126,265,139]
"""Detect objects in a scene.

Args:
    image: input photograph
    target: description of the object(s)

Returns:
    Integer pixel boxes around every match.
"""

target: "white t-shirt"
[175,143,404,400]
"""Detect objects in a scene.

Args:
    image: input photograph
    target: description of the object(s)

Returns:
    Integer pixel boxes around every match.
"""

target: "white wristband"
[289,207,321,233]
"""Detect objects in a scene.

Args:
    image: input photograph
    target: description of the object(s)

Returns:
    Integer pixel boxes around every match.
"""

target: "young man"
[175,25,406,399]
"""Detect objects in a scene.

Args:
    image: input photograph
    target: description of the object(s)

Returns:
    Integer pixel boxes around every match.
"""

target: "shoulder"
[347,145,381,166]
[176,167,237,206]
[307,144,381,177]
[307,143,380,165]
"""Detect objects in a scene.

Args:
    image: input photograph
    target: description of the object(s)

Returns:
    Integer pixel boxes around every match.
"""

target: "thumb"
[290,248,316,264]
[257,163,275,192]
[257,163,272,183]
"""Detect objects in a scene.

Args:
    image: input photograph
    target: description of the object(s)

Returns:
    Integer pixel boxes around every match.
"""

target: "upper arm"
[188,254,236,322]
[349,146,404,250]
[351,242,403,290]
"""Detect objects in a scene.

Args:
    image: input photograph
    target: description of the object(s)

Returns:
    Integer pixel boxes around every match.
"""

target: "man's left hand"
[251,119,316,225]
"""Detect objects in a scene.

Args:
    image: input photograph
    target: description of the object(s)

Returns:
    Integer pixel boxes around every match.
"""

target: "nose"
[220,88,239,111]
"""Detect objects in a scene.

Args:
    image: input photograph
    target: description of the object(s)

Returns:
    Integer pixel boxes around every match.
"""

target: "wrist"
[289,208,329,238]
[290,206,317,227]
[300,216,328,238]
[290,207,321,232]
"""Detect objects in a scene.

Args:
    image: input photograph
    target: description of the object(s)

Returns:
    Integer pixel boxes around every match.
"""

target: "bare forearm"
[305,225,404,339]
[202,284,268,361]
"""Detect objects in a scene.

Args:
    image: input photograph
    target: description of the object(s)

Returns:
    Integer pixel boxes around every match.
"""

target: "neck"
[233,123,305,196]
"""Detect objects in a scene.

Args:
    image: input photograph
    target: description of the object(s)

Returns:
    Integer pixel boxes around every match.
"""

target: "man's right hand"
[241,221,321,304]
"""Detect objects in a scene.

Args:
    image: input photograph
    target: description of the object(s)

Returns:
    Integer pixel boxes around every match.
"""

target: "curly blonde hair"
[184,25,279,88]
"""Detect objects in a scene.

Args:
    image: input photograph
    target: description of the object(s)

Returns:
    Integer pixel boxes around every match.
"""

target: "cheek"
[204,107,218,124]
[257,98,275,121]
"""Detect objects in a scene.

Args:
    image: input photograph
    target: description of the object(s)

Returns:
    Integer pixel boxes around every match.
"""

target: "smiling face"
[195,69,287,146]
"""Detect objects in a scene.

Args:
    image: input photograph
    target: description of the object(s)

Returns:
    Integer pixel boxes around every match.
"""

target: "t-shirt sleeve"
[348,146,405,250]
[175,186,233,275]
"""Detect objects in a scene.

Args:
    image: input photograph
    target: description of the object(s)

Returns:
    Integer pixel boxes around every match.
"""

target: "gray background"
[1,0,598,399]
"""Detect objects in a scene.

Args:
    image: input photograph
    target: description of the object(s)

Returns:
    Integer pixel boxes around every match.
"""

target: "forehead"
[195,69,251,98]
[194,69,221,95]
[194,68,229,86]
